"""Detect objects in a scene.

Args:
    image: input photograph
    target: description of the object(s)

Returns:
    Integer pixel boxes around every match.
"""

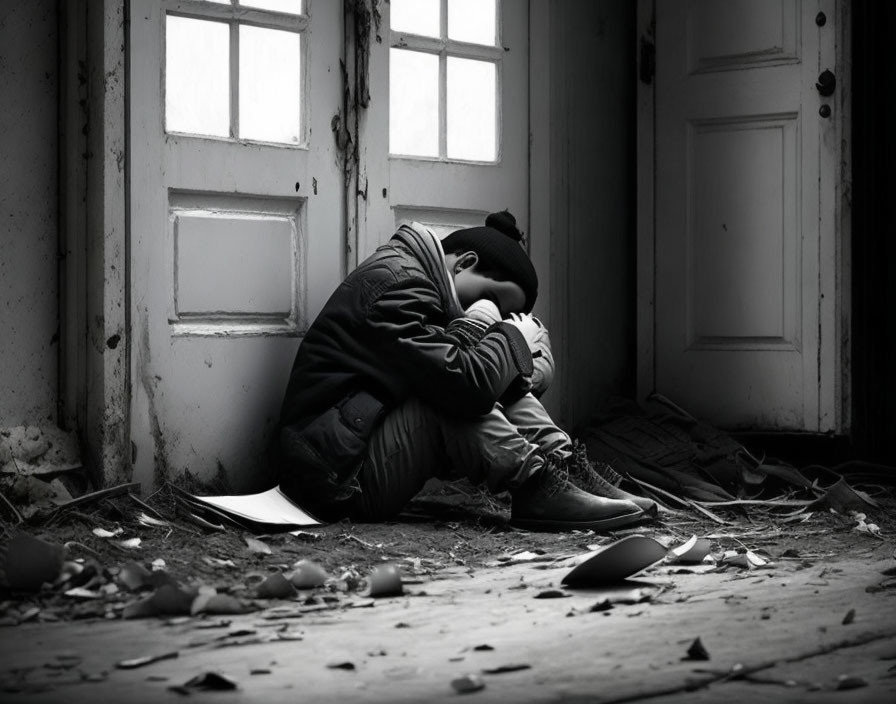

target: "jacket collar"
[393,222,464,320]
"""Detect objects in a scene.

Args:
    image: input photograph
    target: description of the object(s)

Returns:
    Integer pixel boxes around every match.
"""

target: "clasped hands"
[465,300,555,395]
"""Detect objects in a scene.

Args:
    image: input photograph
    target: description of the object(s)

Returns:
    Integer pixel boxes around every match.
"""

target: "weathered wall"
[549,0,636,433]
[0,1,59,427]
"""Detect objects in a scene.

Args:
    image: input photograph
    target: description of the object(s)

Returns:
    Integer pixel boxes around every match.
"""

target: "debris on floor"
[581,394,889,522]
[170,671,238,694]
[0,401,894,701]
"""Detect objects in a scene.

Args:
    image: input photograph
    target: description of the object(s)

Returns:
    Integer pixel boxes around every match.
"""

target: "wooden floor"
[2,539,895,703]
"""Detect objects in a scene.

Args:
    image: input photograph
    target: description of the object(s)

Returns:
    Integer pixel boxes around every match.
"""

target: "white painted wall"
[0,1,59,427]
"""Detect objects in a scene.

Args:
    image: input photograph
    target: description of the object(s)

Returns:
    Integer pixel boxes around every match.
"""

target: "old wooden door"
[356,0,529,259]
[646,0,843,431]
[129,0,343,491]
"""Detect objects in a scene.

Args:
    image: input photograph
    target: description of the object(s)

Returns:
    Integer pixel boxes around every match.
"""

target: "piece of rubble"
[327,661,356,670]
[487,550,547,567]
[481,664,531,674]
[118,562,153,591]
[852,513,882,538]
[288,560,329,589]
[721,550,768,569]
[815,478,878,513]
[0,531,65,591]
[451,674,485,693]
[683,637,710,661]
[192,593,251,616]
[123,584,195,619]
[0,425,80,472]
[835,675,868,690]
[116,651,179,669]
[93,527,124,539]
[174,672,238,692]
[64,587,104,600]
[668,535,713,564]
[136,513,170,528]
[256,572,296,600]
[589,600,614,613]
[534,589,570,599]
[245,537,272,555]
[4,475,66,519]
[363,563,403,598]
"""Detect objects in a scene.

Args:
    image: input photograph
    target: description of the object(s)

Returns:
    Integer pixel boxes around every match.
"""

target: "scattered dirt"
[1,476,894,626]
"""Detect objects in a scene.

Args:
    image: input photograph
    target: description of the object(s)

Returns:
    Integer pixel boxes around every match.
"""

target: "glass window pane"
[239,0,303,14]
[390,49,439,157]
[239,25,302,144]
[390,0,440,37]
[447,57,496,161]
[166,16,230,137]
[448,0,496,45]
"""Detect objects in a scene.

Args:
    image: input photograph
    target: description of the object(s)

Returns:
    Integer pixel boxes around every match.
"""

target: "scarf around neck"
[392,222,464,322]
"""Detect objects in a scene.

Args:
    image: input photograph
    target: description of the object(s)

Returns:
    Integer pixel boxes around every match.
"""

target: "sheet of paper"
[189,485,320,526]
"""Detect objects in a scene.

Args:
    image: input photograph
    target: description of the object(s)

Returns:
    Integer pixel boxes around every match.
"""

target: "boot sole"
[568,482,658,518]
[509,508,644,532]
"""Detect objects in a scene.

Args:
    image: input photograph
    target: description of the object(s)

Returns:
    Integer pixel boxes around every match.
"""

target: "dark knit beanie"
[441,210,538,313]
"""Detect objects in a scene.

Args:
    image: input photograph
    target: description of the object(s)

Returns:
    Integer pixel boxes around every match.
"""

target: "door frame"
[60,0,130,488]
[635,0,852,433]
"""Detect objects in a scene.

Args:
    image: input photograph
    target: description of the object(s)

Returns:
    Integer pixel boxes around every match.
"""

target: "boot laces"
[592,460,623,487]
[570,442,622,494]
[538,454,570,497]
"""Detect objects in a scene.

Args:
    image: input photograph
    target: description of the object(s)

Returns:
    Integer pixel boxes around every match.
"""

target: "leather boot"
[568,442,658,517]
[510,454,644,531]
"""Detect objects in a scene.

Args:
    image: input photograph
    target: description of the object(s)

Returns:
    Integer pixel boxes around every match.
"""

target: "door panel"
[653,0,838,431]
[169,193,303,330]
[687,0,800,71]
[687,117,798,346]
[129,0,343,491]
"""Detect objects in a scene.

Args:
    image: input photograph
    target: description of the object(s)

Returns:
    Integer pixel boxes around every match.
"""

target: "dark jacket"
[276,223,533,505]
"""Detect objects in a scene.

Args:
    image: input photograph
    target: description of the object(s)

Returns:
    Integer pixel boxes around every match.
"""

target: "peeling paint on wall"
[339,0,380,268]
[138,315,171,489]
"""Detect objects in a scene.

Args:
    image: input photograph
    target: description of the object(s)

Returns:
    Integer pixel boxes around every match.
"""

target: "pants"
[345,393,571,521]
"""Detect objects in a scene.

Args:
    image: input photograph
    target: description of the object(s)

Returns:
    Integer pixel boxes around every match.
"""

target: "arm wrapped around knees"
[368,282,533,417]
[447,300,533,404]
[447,301,554,399]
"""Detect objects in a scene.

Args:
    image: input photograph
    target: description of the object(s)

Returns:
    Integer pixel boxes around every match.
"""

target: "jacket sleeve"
[446,316,536,405]
[366,277,533,417]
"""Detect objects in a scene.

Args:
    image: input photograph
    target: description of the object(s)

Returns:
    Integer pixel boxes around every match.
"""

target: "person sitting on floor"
[274,210,656,529]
